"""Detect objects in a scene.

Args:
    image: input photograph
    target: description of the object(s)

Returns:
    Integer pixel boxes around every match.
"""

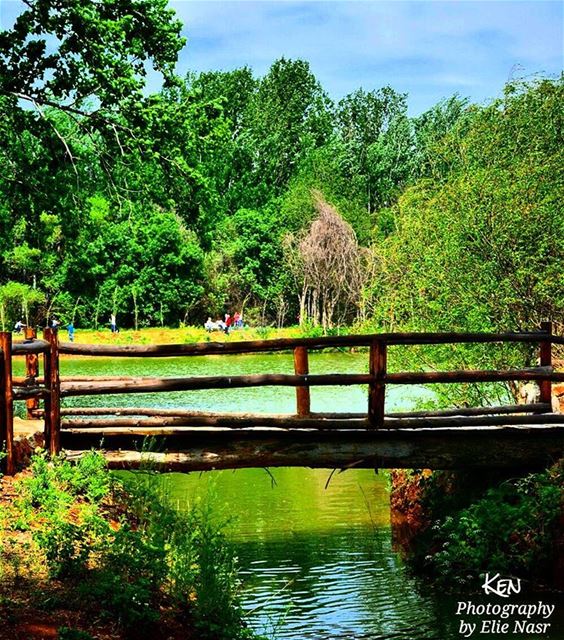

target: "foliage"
[409,463,564,589]
[0,0,183,114]
[0,281,45,330]
[5,452,258,639]
[0,0,560,343]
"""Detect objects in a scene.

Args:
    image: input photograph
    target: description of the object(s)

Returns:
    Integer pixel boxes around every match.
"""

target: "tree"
[336,87,409,211]
[285,192,363,330]
[247,58,334,193]
[0,281,45,330]
[0,0,183,115]
[373,77,564,405]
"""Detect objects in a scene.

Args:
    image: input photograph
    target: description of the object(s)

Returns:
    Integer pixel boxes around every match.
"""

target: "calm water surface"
[15,352,563,639]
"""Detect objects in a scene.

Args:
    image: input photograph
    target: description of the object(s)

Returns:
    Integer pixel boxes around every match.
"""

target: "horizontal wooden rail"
[12,339,50,355]
[13,386,47,400]
[60,412,564,432]
[58,367,564,398]
[386,367,564,385]
[60,373,375,396]
[57,330,555,358]
[57,402,551,419]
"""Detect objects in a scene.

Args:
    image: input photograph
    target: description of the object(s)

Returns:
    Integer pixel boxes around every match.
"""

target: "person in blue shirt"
[67,322,75,342]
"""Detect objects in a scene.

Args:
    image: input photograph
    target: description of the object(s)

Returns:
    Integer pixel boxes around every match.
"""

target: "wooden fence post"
[539,320,552,408]
[43,328,61,456]
[368,340,387,428]
[0,332,15,475]
[24,326,40,419]
[293,346,311,416]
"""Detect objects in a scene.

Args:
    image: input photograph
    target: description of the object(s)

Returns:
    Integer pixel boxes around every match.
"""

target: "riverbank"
[56,325,322,346]
[0,452,261,640]
[390,462,564,591]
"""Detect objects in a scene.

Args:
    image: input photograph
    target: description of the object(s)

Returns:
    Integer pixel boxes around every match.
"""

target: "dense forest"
[0,0,562,335]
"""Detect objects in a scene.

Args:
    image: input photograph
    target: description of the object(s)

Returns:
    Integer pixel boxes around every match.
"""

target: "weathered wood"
[539,321,552,406]
[60,412,564,434]
[62,425,564,471]
[14,375,145,385]
[61,415,364,430]
[386,367,564,385]
[43,328,61,455]
[368,340,386,428]
[13,386,47,400]
[11,339,50,355]
[293,346,310,416]
[57,330,552,358]
[59,367,564,398]
[60,373,374,397]
[24,327,40,419]
[0,334,15,475]
[57,402,550,419]
[389,402,551,418]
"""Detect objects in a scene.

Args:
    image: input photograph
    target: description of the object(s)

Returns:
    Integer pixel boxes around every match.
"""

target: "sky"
[1,0,562,115]
[170,1,563,114]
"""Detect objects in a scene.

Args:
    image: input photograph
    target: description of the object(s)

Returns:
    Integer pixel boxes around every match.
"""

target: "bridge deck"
[61,423,564,471]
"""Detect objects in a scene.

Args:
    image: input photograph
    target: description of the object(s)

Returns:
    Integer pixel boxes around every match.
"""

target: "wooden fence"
[1,322,564,474]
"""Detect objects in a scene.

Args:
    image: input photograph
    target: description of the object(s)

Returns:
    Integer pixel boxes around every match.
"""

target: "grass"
[59,322,377,347]
[68,325,305,346]
[0,451,263,640]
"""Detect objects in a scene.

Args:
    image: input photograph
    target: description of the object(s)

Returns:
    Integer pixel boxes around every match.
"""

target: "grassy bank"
[52,324,376,346]
[0,452,262,640]
[390,462,564,591]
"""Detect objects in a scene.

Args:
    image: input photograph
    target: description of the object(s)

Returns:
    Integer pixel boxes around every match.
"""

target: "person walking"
[67,322,75,342]
[110,314,118,333]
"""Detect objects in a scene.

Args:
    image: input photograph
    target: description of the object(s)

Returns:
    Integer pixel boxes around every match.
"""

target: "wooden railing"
[1,323,564,474]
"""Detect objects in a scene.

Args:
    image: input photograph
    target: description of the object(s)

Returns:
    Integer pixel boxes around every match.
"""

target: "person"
[14,319,24,333]
[51,317,60,334]
[224,313,232,335]
[110,314,118,333]
[233,311,241,329]
[204,317,214,332]
[67,322,75,342]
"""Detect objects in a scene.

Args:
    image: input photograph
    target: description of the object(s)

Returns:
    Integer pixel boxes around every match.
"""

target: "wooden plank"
[59,367,564,398]
[539,321,552,406]
[368,340,386,428]
[57,402,550,419]
[60,373,374,397]
[13,386,47,400]
[386,367,564,384]
[43,328,61,455]
[294,346,310,416]
[0,333,15,475]
[61,425,564,471]
[11,339,50,354]
[24,327,40,419]
[60,412,564,433]
[389,403,551,418]
[57,330,551,358]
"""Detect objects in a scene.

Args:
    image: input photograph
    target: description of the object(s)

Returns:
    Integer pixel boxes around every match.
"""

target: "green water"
[13,353,564,639]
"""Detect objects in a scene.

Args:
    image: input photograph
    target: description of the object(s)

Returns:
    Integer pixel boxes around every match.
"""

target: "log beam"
[0,333,15,475]
[62,425,564,472]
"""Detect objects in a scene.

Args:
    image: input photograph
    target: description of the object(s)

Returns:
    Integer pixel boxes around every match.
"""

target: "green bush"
[18,451,258,639]
[414,462,563,589]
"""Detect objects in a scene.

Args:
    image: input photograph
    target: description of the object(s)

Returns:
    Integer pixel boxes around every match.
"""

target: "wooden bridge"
[1,324,563,475]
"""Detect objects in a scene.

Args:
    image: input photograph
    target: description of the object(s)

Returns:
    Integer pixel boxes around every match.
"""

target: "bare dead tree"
[285,191,364,330]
